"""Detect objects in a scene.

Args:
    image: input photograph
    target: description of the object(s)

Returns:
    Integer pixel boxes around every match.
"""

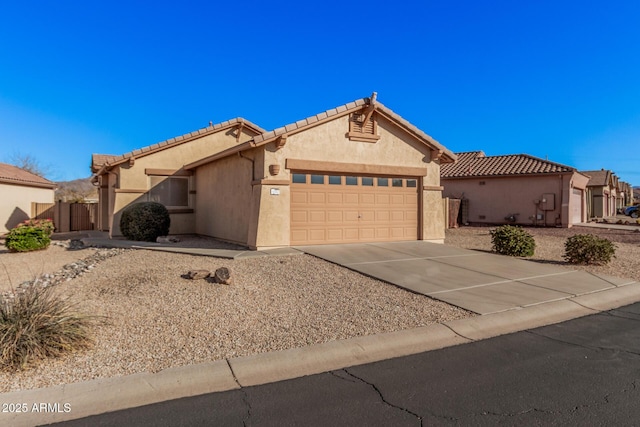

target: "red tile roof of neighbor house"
[0,162,56,188]
[185,94,457,170]
[91,118,267,172]
[441,151,576,178]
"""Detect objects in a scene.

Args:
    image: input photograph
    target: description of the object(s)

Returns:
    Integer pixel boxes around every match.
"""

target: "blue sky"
[1,1,639,185]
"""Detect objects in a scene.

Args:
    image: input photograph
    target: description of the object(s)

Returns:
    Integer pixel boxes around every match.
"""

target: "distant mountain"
[55,177,98,202]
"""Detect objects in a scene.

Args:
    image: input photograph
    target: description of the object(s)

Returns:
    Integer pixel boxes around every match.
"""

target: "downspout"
[558,174,564,227]
[106,168,119,236]
[238,151,255,181]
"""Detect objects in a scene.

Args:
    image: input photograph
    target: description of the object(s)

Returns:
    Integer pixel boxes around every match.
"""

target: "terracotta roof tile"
[441,151,575,178]
[580,169,611,187]
[93,118,266,170]
[0,162,56,188]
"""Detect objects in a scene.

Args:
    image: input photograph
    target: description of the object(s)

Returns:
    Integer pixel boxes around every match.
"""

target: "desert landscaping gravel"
[2,225,638,393]
[0,238,470,392]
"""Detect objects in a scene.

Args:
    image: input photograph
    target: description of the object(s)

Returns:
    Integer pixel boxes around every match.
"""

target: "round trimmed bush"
[490,225,535,257]
[564,234,616,265]
[5,224,51,252]
[119,202,171,242]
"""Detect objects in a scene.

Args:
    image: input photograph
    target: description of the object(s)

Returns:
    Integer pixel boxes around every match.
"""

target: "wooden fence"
[31,202,97,232]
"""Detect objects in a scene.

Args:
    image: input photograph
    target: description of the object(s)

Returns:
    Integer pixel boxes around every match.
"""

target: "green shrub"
[5,223,51,252]
[0,286,94,370]
[490,225,535,257]
[120,202,171,242]
[22,219,55,236]
[564,234,616,265]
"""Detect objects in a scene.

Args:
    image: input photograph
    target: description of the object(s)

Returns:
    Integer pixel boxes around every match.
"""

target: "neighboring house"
[441,151,589,227]
[0,162,56,234]
[92,94,456,249]
[581,169,630,218]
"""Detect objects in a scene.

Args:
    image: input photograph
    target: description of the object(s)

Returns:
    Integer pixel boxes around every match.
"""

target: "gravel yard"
[445,225,640,282]
[0,237,470,392]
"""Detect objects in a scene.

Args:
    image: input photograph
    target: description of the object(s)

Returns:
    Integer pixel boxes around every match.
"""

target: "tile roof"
[93,118,266,172]
[580,169,611,187]
[192,95,456,167]
[0,162,56,188]
[441,151,576,178]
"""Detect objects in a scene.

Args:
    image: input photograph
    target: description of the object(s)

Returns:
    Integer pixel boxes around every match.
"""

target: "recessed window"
[346,176,358,185]
[149,176,189,208]
[377,178,389,187]
[361,177,373,186]
[292,173,306,183]
[392,179,403,187]
[310,174,324,184]
[328,175,342,185]
[406,179,417,188]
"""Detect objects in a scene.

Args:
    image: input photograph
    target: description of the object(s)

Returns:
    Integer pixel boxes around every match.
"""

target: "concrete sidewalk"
[3,237,640,426]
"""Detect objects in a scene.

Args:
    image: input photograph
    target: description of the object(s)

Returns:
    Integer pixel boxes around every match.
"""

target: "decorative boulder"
[213,267,232,285]
[186,270,210,280]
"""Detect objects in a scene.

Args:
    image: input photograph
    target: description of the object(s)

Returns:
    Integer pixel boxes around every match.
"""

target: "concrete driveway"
[295,241,637,315]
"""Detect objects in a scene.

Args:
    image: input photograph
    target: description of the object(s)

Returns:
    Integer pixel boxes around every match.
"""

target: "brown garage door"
[290,173,418,245]
[570,188,583,224]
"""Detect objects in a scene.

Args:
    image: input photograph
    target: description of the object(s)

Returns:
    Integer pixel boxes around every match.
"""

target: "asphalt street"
[48,302,640,426]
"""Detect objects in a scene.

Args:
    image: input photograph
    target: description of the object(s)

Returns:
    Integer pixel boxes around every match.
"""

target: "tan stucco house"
[92,94,456,249]
[581,169,631,218]
[0,162,56,234]
[441,152,590,227]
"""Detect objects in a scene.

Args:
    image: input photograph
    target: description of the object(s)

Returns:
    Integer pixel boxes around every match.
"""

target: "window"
[361,177,374,186]
[292,173,306,183]
[149,176,189,208]
[377,178,389,187]
[406,179,417,188]
[310,174,324,184]
[328,175,342,185]
[392,179,403,187]
[346,176,358,185]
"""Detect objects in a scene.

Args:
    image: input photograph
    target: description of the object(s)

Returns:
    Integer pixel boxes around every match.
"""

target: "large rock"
[186,270,210,280]
[213,267,233,285]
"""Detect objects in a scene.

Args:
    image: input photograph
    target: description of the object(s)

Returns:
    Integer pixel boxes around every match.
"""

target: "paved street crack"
[226,360,252,426]
[336,369,458,425]
[525,330,640,358]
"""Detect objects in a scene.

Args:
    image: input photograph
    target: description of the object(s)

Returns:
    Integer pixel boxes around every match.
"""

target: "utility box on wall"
[541,193,555,211]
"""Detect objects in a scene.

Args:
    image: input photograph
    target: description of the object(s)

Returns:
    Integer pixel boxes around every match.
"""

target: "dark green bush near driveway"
[120,201,171,242]
[490,225,536,257]
[564,234,616,265]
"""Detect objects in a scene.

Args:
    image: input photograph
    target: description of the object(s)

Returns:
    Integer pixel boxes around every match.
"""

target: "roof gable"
[580,169,612,187]
[92,118,266,173]
[0,162,56,189]
[441,152,576,178]
[186,94,456,170]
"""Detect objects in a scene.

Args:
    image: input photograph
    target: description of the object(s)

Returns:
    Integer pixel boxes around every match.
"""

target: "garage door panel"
[309,211,326,222]
[327,193,343,204]
[343,193,359,204]
[376,211,390,221]
[327,211,343,222]
[291,192,308,203]
[308,229,326,242]
[291,211,308,223]
[309,193,326,204]
[360,193,375,204]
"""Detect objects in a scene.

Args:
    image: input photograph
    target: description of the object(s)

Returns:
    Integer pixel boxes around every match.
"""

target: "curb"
[3,283,640,426]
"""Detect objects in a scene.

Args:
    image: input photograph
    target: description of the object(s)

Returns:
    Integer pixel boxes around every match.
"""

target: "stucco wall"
[195,154,254,244]
[250,113,445,248]
[107,127,257,236]
[442,173,583,227]
[1,183,54,233]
